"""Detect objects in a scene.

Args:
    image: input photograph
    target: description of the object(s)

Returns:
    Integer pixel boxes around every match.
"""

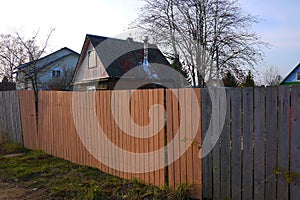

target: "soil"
[0,181,50,200]
[0,152,50,200]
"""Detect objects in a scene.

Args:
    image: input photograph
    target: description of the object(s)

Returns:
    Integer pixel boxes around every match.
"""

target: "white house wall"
[74,43,109,83]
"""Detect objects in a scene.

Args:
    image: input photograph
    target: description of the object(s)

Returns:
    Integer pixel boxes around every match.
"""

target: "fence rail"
[2,85,300,199]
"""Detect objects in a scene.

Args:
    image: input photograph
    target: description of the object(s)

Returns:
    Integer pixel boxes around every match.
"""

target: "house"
[281,63,300,85]
[72,34,183,90]
[16,47,79,90]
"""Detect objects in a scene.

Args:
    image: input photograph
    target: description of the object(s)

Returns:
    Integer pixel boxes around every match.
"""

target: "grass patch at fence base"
[0,143,193,199]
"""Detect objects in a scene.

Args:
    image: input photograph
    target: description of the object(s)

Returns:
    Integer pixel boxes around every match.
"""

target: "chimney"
[143,35,149,65]
[126,37,133,42]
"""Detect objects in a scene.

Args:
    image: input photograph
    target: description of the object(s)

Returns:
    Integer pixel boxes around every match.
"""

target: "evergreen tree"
[222,71,239,87]
[170,55,190,83]
[242,71,255,87]
[1,76,8,83]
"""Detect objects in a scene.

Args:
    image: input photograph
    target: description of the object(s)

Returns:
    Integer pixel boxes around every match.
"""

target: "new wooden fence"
[16,86,300,200]
[202,86,300,200]
[0,91,23,144]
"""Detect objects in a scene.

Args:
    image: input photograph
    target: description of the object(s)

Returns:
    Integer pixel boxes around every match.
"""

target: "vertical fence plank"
[231,87,242,200]
[108,90,117,176]
[2,91,23,145]
[153,89,160,186]
[212,88,221,200]
[179,89,187,185]
[242,87,254,200]
[148,89,155,185]
[167,89,175,190]
[0,93,6,142]
[253,87,266,199]
[191,88,202,199]
[290,85,300,200]
[105,90,112,174]
[123,90,130,179]
[19,90,37,149]
[185,89,194,187]
[277,86,290,200]
[220,89,230,199]
[143,90,150,184]
[265,87,278,200]
[118,90,125,179]
[158,89,166,186]
[173,89,181,188]
[201,88,213,199]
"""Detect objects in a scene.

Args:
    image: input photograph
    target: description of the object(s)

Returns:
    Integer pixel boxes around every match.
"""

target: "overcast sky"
[0,0,299,78]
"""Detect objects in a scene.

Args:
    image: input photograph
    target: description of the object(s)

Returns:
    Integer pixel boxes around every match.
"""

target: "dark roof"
[281,62,300,84]
[85,34,171,78]
[17,47,79,70]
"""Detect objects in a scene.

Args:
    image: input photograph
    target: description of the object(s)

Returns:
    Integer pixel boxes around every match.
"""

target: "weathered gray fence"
[0,91,23,144]
[202,86,300,200]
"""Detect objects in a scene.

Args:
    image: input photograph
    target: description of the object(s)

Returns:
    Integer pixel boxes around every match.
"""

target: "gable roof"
[281,62,300,84]
[73,34,172,81]
[17,47,79,71]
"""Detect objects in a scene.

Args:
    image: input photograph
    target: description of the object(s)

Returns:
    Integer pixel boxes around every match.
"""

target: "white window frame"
[297,72,300,81]
[88,50,97,69]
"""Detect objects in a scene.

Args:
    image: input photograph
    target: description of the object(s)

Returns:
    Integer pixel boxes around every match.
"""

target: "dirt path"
[0,181,49,200]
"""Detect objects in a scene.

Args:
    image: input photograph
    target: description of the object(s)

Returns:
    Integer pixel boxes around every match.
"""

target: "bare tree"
[0,34,27,81]
[16,29,54,99]
[262,65,282,86]
[44,67,74,91]
[0,29,54,96]
[135,0,267,86]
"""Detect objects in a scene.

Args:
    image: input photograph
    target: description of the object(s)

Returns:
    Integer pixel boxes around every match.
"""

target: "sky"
[0,0,299,79]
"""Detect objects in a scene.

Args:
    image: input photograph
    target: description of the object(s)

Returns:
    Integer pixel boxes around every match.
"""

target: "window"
[87,86,96,91]
[88,50,97,68]
[297,72,300,81]
[52,70,61,78]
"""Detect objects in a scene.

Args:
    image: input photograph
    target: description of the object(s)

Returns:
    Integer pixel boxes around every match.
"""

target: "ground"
[0,143,192,200]
[0,181,49,200]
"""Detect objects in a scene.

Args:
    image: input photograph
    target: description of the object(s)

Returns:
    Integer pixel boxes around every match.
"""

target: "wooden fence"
[0,91,23,144]
[10,85,300,199]
[202,86,300,200]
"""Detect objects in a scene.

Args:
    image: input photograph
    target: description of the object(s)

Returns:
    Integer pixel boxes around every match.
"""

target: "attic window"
[297,72,300,81]
[88,50,97,68]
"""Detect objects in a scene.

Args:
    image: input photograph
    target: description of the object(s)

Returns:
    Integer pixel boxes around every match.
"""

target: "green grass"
[0,142,29,155]
[0,143,192,199]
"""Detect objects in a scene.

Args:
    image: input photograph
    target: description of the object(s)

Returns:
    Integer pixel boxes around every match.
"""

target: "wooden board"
[290,85,300,200]
[201,88,213,199]
[265,87,278,200]
[220,88,230,199]
[0,91,23,145]
[191,88,202,198]
[19,90,38,149]
[253,87,265,199]
[277,86,290,200]
[242,87,254,200]
[231,87,242,200]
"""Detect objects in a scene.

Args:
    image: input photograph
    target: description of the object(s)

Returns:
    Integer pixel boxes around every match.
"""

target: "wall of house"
[17,49,79,90]
[37,54,79,89]
[73,43,109,83]
[284,67,300,83]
